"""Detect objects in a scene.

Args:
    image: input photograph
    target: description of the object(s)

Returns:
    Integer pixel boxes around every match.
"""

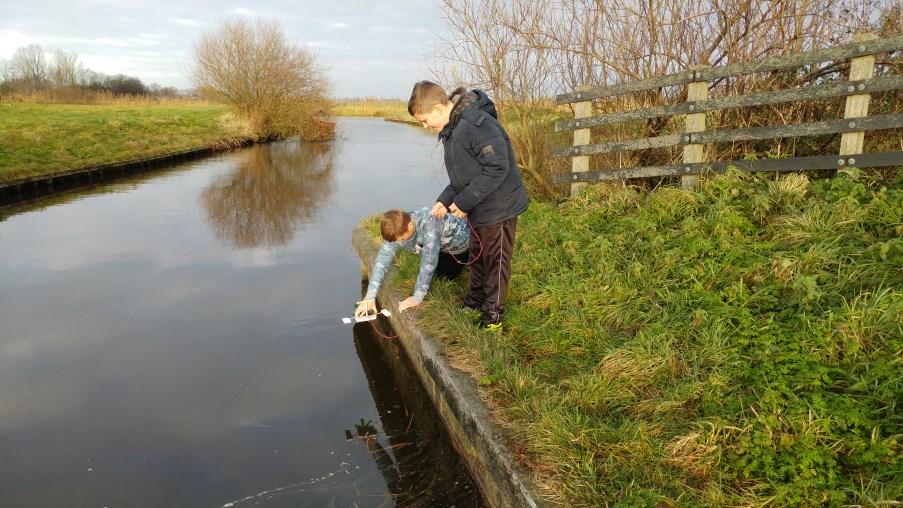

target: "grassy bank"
[0,103,253,183]
[333,99,410,122]
[373,169,902,507]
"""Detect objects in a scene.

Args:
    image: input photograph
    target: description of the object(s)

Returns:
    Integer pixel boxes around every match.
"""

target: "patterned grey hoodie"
[364,207,470,303]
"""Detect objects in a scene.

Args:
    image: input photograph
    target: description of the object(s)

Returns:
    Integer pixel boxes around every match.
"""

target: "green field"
[375,169,902,507]
[0,103,254,183]
[332,99,410,122]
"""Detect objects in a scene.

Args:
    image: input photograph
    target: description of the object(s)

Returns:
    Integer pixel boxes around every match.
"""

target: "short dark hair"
[380,209,412,241]
[408,80,449,116]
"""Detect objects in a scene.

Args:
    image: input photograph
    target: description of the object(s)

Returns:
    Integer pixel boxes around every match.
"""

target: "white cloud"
[171,17,200,26]
[0,0,447,96]
[0,29,43,58]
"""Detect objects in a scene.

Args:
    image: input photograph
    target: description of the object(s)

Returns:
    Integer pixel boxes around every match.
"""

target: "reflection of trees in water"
[202,141,335,248]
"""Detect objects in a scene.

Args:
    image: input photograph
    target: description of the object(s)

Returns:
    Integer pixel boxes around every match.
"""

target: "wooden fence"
[552,33,903,195]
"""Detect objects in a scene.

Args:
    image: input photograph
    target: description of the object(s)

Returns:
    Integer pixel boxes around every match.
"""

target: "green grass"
[332,99,410,122]
[373,169,902,507]
[0,103,254,183]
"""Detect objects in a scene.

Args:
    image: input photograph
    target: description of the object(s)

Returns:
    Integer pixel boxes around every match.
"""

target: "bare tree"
[11,44,47,91]
[432,0,563,197]
[192,18,332,140]
[434,0,899,197]
[0,59,12,80]
[49,49,81,89]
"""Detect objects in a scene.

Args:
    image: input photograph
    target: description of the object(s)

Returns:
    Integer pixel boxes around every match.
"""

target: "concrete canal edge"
[0,138,254,206]
[352,226,550,508]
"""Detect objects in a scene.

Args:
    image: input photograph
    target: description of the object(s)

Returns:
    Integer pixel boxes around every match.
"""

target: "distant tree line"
[0,44,180,97]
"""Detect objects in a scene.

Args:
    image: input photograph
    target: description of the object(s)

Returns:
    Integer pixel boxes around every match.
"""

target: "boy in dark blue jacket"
[408,81,529,329]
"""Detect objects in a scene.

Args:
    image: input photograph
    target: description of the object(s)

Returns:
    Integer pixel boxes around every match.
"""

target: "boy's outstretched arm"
[358,241,400,314]
[399,216,442,311]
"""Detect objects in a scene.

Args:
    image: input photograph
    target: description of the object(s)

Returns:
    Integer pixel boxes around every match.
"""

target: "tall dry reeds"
[0,89,206,106]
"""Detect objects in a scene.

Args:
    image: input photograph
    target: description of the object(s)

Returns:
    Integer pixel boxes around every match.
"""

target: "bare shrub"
[192,18,333,140]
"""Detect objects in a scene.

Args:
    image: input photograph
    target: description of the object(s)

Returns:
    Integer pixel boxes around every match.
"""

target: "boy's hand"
[449,203,468,219]
[431,201,448,219]
[354,299,377,317]
[398,297,421,312]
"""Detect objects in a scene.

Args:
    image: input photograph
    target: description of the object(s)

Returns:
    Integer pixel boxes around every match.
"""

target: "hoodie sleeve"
[363,241,400,300]
[452,121,511,213]
[436,184,456,208]
[411,216,442,302]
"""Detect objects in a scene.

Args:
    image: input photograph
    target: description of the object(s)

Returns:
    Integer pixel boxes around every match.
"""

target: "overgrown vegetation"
[433,0,903,199]
[192,19,334,141]
[0,103,253,183]
[374,170,902,507]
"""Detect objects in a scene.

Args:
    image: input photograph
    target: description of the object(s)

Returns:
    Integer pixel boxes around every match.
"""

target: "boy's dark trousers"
[462,217,517,325]
[435,251,468,279]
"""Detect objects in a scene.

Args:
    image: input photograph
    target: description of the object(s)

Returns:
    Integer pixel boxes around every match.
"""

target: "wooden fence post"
[839,33,878,161]
[571,85,593,197]
[682,65,709,189]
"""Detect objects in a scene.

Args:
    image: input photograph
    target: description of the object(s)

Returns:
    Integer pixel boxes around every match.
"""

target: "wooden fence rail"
[552,33,903,192]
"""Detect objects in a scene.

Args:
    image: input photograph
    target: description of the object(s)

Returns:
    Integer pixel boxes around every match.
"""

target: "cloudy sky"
[0,0,447,98]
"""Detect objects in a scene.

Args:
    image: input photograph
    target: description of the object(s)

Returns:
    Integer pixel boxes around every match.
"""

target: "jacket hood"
[439,88,496,140]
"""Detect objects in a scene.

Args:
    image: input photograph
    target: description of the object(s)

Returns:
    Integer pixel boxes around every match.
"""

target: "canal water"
[0,118,486,507]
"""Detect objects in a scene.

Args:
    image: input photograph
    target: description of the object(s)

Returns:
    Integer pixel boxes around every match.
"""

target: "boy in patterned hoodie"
[354,207,470,317]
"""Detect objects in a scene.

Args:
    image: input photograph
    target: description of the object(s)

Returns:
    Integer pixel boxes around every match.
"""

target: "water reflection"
[350,322,487,508]
[202,141,336,248]
[0,119,483,507]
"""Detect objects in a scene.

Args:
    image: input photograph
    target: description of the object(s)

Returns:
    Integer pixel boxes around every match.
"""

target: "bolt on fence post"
[682,65,709,190]
[570,85,593,197]
[840,33,878,162]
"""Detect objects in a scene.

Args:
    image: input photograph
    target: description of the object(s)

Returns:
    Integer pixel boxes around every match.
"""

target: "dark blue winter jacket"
[436,89,529,227]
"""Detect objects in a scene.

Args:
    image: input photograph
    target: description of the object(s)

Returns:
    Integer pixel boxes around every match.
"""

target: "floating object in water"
[341,309,391,324]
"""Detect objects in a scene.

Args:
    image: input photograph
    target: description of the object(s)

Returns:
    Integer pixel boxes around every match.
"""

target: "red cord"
[368,315,398,339]
[450,219,482,266]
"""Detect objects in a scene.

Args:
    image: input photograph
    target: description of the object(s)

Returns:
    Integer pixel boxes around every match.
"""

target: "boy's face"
[414,103,451,132]
[398,222,415,241]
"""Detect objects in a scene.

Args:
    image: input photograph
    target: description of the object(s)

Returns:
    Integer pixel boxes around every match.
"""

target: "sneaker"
[461,304,481,313]
[480,321,503,332]
[479,311,503,330]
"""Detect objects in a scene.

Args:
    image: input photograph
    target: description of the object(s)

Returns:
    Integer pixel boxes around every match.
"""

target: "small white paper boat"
[342,309,392,324]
